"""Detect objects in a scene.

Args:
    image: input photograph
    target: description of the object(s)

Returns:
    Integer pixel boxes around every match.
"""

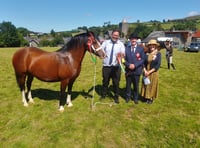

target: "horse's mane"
[56,32,89,52]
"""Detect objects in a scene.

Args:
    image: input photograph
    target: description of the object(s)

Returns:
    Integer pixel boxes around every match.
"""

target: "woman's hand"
[144,70,149,77]
[144,69,155,77]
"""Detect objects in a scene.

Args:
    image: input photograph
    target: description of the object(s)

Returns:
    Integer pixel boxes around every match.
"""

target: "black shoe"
[125,98,130,103]
[142,97,148,102]
[114,98,119,104]
[134,99,138,104]
[146,99,153,104]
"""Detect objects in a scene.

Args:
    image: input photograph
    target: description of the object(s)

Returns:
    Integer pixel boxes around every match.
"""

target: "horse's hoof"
[29,100,34,104]
[23,103,29,107]
[59,106,64,112]
[67,103,73,107]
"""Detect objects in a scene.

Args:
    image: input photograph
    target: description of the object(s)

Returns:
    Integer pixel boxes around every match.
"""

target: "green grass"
[0,47,200,147]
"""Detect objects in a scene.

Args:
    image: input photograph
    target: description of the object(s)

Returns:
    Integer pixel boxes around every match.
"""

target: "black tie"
[109,41,115,65]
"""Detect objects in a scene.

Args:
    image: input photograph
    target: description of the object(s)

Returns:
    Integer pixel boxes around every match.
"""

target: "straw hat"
[147,39,159,46]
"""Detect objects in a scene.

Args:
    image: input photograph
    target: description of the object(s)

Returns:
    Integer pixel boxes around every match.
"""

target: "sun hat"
[147,39,159,46]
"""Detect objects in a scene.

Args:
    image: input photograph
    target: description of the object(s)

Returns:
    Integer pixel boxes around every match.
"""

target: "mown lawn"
[0,47,199,147]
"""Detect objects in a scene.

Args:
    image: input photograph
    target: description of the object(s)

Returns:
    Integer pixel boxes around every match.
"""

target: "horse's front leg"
[66,80,74,107]
[59,80,68,112]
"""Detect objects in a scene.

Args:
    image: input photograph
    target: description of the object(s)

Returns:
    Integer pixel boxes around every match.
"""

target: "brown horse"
[12,31,105,112]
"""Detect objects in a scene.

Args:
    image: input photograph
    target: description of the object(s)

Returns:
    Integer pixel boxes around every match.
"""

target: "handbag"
[143,76,150,85]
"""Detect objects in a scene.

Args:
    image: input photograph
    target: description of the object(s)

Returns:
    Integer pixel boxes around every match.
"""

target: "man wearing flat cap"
[123,33,145,104]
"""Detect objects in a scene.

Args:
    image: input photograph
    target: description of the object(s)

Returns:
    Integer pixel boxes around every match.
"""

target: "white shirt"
[101,39,125,66]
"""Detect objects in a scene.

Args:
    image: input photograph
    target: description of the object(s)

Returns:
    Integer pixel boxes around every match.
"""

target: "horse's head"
[87,31,106,59]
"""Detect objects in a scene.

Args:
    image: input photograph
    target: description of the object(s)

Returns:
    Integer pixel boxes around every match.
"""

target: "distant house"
[24,35,40,47]
[142,31,165,43]
[29,39,39,47]
[142,30,194,49]
[165,30,192,48]
[191,30,200,42]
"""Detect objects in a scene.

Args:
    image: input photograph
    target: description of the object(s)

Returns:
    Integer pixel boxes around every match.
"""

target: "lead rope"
[90,55,115,110]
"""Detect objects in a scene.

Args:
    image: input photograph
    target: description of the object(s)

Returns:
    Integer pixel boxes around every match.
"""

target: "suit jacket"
[124,45,145,75]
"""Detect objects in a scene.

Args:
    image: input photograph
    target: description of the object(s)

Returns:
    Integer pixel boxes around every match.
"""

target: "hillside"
[184,15,200,20]
[131,15,200,28]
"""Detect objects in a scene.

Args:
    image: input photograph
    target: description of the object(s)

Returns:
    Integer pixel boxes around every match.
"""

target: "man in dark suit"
[123,33,145,104]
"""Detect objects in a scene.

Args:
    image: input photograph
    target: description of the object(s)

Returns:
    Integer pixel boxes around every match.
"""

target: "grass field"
[0,47,200,147]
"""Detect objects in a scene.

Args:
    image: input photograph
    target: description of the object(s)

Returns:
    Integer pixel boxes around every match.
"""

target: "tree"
[0,21,21,47]
[50,34,64,47]
[152,22,164,31]
[163,19,166,23]
[77,26,88,31]
[131,24,153,39]
[50,29,56,37]
[172,20,196,30]
[39,38,50,47]
[17,27,30,36]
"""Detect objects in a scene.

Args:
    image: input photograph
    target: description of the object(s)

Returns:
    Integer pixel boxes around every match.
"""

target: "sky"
[0,0,200,33]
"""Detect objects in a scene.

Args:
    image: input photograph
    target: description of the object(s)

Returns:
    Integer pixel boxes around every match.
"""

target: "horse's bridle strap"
[91,45,102,52]
[91,41,102,52]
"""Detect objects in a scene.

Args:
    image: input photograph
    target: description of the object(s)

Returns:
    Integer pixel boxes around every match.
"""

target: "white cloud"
[187,11,200,17]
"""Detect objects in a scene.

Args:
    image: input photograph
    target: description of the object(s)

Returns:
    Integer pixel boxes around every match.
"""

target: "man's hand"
[129,64,135,70]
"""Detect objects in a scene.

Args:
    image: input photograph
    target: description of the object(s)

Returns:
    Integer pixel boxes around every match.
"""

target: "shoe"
[146,99,153,104]
[134,99,138,104]
[114,98,119,104]
[142,97,148,102]
[125,98,130,103]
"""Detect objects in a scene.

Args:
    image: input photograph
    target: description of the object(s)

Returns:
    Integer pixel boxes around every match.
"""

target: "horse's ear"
[86,29,89,34]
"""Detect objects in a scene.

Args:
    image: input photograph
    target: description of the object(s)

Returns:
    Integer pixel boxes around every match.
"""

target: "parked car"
[185,42,200,52]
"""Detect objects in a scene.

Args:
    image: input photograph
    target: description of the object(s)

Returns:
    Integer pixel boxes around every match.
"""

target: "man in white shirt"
[101,29,125,104]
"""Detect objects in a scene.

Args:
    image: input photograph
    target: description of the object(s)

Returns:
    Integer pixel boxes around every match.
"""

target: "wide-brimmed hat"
[129,33,139,39]
[148,39,159,46]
